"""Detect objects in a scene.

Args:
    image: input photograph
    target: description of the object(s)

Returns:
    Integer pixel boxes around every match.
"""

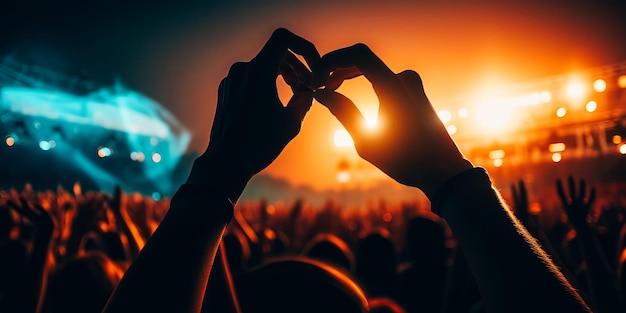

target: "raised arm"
[102,28,319,313]
[313,44,592,312]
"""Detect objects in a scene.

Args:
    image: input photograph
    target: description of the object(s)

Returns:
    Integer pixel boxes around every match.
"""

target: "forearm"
[102,184,233,313]
[433,168,592,313]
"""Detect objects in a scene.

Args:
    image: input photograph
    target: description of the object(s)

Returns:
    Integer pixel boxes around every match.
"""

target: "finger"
[210,78,228,143]
[279,51,312,88]
[556,179,569,205]
[579,179,586,202]
[511,184,519,204]
[254,28,320,78]
[325,66,363,91]
[519,180,527,205]
[588,187,596,206]
[285,92,314,123]
[568,176,577,200]
[314,90,366,141]
[316,43,401,97]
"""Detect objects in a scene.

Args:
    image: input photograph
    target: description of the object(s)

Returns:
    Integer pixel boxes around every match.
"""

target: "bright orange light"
[566,83,584,99]
[266,205,276,215]
[364,116,378,130]
[618,75,626,88]
[97,147,112,158]
[593,79,606,93]
[458,108,469,118]
[336,171,350,183]
[473,104,514,134]
[333,129,354,147]
[556,107,567,118]
[585,101,597,112]
[493,158,503,167]
[489,149,505,159]
[552,152,562,162]
[446,125,457,135]
[437,110,452,123]
[5,136,15,147]
[152,152,161,163]
[613,135,623,145]
[549,143,566,153]
[620,143,626,155]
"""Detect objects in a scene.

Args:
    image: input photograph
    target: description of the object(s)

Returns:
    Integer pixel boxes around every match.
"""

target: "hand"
[511,180,537,231]
[187,28,320,202]
[8,198,55,237]
[313,44,473,199]
[556,176,596,231]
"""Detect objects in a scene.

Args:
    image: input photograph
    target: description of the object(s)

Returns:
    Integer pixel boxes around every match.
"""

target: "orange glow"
[593,79,606,92]
[618,75,626,88]
[529,202,542,214]
[585,100,597,112]
[266,205,276,215]
[556,107,567,118]
[548,143,566,153]
[613,135,623,145]
[5,136,15,147]
[552,152,562,162]
[336,171,350,183]
[620,143,626,155]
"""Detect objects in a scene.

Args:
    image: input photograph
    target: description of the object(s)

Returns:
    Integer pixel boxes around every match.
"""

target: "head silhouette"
[355,230,397,297]
[235,256,368,313]
[302,233,355,273]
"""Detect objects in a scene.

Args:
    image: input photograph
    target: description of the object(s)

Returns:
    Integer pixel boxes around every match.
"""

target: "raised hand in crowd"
[102,28,319,313]
[314,43,592,312]
[557,176,625,313]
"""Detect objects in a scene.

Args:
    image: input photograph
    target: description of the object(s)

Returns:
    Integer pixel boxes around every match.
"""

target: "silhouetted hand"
[557,176,596,231]
[187,28,320,202]
[511,180,537,231]
[313,44,473,199]
[9,198,55,236]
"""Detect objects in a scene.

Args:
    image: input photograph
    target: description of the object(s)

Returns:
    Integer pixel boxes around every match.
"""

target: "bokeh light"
[5,136,15,147]
[336,171,350,183]
[552,152,562,162]
[152,152,162,163]
[97,147,112,158]
[458,108,469,118]
[493,158,503,167]
[39,141,51,151]
[446,125,457,135]
[618,75,626,88]
[556,107,567,118]
[620,143,626,155]
[585,101,597,112]
[613,135,623,145]
[593,79,606,92]
[566,83,584,99]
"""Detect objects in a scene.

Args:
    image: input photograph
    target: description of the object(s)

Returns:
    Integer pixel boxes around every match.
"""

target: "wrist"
[186,152,252,204]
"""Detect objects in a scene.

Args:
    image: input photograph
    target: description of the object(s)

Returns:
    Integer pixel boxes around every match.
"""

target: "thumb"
[286,92,314,122]
[314,89,366,141]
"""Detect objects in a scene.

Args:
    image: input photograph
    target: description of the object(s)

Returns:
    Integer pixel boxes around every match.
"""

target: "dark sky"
[3,0,626,190]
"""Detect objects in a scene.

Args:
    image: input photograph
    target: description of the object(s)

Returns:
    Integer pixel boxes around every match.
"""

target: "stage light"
[549,143,566,153]
[493,158,503,167]
[620,143,626,154]
[458,108,469,118]
[556,107,567,118]
[437,110,452,123]
[618,75,626,88]
[97,147,112,158]
[566,83,584,99]
[364,116,378,130]
[334,129,354,148]
[152,152,162,163]
[446,125,457,135]
[613,135,623,145]
[593,79,607,93]
[585,101,597,112]
[39,141,51,151]
[552,152,562,162]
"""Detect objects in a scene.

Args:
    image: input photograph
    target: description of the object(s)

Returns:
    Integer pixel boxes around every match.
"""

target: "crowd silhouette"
[2,28,626,312]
